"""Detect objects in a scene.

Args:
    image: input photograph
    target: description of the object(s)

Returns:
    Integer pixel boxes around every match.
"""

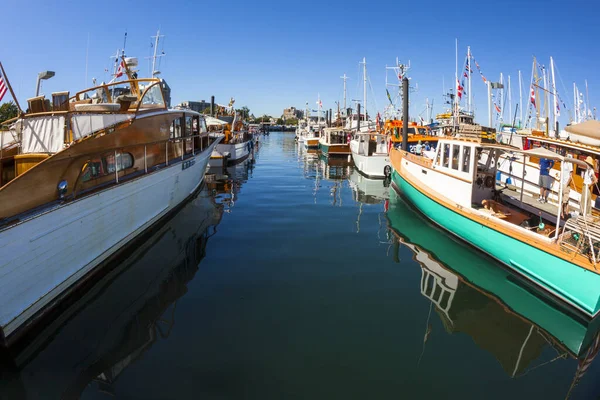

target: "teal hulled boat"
[389,139,600,320]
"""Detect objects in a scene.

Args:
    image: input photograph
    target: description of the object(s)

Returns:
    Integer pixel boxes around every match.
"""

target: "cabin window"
[172,118,182,138]
[192,116,200,135]
[462,146,471,173]
[417,128,427,135]
[451,144,460,170]
[442,144,450,168]
[185,116,193,137]
[140,83,165,107]
[81,152,134,183]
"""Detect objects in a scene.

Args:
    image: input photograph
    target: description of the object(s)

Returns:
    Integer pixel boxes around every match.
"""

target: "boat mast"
[508,74,512,125]
[341,73,348,111]
[542,64,549,132]
[362,57,367,124]
[573,82,579,124]
[499,72,504,123]
[454,38,458,127]
[550,56,558,134]
[150,29,165,77]
[468,46,472,114]
[518,70,523,127]
[533,57,540,130]
[586,79,591,120]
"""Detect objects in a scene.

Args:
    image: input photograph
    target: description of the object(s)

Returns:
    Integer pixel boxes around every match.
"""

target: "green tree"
[276,118,284,125]
[0,101,18,124]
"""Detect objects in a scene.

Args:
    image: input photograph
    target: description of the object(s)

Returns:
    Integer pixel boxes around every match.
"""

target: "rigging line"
[554,62,573,112]
[367,75,379,115]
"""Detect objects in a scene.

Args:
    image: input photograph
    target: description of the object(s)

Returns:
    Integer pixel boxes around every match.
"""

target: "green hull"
[387,189,600,355]
[391,170,600,319]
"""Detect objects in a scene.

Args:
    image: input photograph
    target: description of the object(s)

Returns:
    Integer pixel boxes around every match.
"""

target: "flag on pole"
[456,79,464,100]
[386,88,393,104]
[495,103,501,113]
[115,60,126,78]
[0,69,7,102]
[530,86,536,108]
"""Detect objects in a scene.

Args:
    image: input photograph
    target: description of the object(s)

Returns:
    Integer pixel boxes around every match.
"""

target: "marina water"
[1,132,599,399]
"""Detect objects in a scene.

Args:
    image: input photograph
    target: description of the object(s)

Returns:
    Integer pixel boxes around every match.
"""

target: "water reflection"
[0,187,224,399]
[206,157,255,213]
[386,189,600,396]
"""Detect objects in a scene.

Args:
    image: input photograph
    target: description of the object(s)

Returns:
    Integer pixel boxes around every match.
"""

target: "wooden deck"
[499,184,563,225]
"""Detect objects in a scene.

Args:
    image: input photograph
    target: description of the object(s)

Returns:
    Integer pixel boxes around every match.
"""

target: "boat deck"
[499,185,563,225]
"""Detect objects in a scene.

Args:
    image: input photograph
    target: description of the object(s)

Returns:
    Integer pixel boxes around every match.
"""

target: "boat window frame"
[462,145,471,173]
[451,144,460,170]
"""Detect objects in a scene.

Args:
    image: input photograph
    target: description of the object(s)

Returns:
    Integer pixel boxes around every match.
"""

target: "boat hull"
[0,139,219,345]
[350,148,389,179]
[304,138,319,148]
[319,142,350,156]
[209,140,251,167]
[391,166,600,319]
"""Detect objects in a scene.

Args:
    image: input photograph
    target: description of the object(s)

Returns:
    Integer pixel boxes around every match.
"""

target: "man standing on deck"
[538,157,555,203]
[560,155,573,219]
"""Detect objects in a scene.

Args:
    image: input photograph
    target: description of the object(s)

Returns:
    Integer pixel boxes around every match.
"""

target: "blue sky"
[2,0,597,128]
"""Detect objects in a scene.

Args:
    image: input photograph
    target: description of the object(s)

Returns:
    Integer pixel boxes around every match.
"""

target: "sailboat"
[0,52,220,346]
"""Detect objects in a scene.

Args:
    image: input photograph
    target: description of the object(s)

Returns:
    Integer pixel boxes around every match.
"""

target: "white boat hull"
[350,140,390,179]
[209,140,251,167]
[0,140,219,343]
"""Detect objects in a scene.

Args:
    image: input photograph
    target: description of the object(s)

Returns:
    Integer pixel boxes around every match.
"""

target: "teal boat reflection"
[386,189,600,366]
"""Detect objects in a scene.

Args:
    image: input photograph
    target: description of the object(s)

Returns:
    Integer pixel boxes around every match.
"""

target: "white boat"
[0,57,220,346]
[206,112,253,167]
[350,132,391,178]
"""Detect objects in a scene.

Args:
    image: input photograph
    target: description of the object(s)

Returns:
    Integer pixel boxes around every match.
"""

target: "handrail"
[135,81,166,114]
[73,78,161,102]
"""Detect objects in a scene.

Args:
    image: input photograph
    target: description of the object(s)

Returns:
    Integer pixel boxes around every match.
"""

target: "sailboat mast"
[518,70,523,127]
[533,57,540,130]
[586,79,591,119]
[499,72,504,123]
[508,75,512,124]
[573,82,579,124]
[550,56,558,133]
[363,57,367,124]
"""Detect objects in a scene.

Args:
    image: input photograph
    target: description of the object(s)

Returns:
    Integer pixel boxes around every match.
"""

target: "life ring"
[384,165,392,178]
[484,175,494,188]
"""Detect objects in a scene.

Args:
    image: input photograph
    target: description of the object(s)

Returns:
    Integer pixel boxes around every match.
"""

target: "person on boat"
[538,157,555,203]
[560,154,574,219]
[582,156,598,216]
[424,141,431,151]
[415,140,423,156]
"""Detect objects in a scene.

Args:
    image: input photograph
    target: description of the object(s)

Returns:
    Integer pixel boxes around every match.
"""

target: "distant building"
[178,100,211,113]
[282,106,302,120]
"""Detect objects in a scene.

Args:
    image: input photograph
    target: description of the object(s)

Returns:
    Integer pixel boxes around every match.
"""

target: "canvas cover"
[21,115,65,154]
[71,113,133,140]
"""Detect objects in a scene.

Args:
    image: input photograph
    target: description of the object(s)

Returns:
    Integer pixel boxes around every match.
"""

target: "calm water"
[1,132,600,399]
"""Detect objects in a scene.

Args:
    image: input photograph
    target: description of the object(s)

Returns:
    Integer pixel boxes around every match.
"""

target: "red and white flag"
[530,86,536,108]
[115,60,126,78]
[456,79,463,100]
[0,69,7,102]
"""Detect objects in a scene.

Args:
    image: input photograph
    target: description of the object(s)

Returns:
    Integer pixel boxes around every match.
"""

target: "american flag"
[0,70,7,102]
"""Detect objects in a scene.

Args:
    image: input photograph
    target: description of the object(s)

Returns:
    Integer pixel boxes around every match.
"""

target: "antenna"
[123,30,128,53]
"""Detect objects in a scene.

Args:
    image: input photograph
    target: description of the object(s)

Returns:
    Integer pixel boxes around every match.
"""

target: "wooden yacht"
[318,127,351,157]
[0,56,221,346]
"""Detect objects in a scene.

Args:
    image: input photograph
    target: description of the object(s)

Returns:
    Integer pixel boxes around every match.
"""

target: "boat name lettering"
[182,159,195,170]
